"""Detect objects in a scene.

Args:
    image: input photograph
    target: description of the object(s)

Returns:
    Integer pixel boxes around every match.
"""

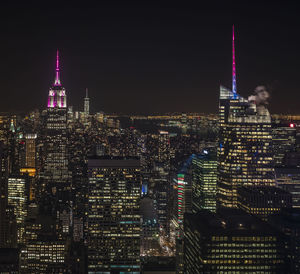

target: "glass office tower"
[87,156,141,273]
[217,86,275,208]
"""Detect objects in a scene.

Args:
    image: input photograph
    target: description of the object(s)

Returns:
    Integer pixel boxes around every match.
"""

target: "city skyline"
[1,3,300,273]
[1,3,300,114]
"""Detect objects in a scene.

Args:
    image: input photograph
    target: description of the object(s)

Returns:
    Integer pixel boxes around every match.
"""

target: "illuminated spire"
[232,25,237,97]
[54,50,61,86]
[85,88,88,98]
[48,50,66,108]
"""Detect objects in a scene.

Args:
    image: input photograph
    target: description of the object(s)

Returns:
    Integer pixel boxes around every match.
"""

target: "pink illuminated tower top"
[54,50,61,86]
[48,50,67,108]
[232,25,237,97]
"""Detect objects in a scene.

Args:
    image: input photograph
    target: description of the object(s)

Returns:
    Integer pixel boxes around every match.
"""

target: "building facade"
[158,131,170,170]
[7,177,27,243]
[184,209,288,273]
[276,167,300,208]
[192,148,217,213]
[87,156,141,273]
[237,185,292,220]
[272,121,296,167]
[218,86,275,208]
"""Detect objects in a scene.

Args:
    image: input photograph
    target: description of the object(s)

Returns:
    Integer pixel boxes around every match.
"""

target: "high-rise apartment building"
[87,156,141,273]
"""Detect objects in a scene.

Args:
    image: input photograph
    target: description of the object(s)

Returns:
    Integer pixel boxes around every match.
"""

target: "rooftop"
[185,209,281,236]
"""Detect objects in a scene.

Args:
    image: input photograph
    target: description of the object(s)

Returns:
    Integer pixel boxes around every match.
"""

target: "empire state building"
[43,51,70,192]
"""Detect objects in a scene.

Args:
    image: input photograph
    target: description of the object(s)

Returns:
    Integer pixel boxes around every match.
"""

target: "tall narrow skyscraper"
[192,148,218,213]
[158,130,170,169]
[84,88,90,116]
[43,51,69,191]
[7,177,27,243]
[25,134,37,169]
[0,142,8,247]
[217,28,275,208]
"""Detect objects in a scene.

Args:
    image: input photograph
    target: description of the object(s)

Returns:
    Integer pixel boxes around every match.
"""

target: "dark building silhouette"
[237,185,292,220]
[184,209,289,273]
[276,167,300,208]
[0,248,19,273]
[269,208,300,273]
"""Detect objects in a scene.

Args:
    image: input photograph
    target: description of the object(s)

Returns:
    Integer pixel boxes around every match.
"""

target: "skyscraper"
[84,88,90,117]
[176,166,193,225]
[158,130,170,170]
[25,134,37,168]
[20,133,37,180]
[0,142,8,247]
[173,156,194,274]
[153,176,169,231]
[272,121,296,166]
[7,177,27,243]
[217,27,275,208]
[43,51,69,191]
[87,156,141,273]
[192,148,218,213]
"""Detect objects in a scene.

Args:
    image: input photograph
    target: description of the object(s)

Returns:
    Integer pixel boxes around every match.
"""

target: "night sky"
[0,2,299,114]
